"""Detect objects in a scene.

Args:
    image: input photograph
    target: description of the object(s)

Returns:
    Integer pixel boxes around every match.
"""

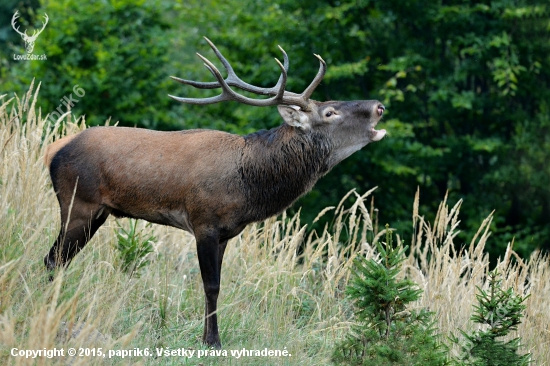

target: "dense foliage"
[1,0,549,259]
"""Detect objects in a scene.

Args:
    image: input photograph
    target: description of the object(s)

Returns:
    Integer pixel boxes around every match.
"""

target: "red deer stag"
[44,38,386,347]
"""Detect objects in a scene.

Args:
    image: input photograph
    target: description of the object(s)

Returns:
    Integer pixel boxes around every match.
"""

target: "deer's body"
[44,39,386,347]
[46,123,332,239]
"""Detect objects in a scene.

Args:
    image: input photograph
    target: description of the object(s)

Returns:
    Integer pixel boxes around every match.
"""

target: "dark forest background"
[2,0,549,261]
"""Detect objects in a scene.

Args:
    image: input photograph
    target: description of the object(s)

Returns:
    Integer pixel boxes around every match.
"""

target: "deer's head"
[169,38,386,169]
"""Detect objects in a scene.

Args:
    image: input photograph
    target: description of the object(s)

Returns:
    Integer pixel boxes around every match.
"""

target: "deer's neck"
[240,124,333,221]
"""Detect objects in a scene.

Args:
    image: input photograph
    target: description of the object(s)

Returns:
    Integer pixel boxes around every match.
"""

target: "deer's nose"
[377,104,385,117]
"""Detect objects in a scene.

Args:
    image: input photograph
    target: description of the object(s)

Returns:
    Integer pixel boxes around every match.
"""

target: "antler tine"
[279,45,290,71]
[168,92,230,105]
[273,57,288,101]
[168,55,234,105]
[202,37,236,81]
[169,53,224,90]
[300,54,327,100]
[272,45,290,91]
[203,37,290,96]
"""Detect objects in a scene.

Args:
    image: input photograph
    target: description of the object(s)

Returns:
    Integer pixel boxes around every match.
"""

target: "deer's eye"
[325,111,334,117]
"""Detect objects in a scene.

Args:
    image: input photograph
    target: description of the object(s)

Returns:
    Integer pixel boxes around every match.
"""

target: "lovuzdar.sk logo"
[11,11,48,61]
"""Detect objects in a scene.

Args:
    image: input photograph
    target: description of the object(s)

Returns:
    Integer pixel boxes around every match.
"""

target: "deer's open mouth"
[370,126,386,142]
[370,108,386,141]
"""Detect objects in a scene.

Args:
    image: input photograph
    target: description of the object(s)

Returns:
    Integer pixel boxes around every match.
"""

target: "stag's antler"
[169,37,326,111]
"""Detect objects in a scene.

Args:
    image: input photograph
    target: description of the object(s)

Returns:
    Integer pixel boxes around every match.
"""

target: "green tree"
[450,270,531,365]
[1,0,177,129]
[332,226,447,365]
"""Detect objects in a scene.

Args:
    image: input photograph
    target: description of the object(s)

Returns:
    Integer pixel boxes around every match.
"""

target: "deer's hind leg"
[44,199,110,271]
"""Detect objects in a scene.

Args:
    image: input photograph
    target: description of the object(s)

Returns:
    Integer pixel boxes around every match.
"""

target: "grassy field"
[1,84,549,365]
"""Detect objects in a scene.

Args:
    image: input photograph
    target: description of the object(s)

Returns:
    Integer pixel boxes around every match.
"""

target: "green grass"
[0,84,549,365]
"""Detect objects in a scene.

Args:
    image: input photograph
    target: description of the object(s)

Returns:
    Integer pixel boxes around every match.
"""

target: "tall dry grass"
[0,84,549,365]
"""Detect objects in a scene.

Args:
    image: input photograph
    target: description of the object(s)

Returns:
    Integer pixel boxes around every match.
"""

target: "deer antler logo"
[11,11,49,54]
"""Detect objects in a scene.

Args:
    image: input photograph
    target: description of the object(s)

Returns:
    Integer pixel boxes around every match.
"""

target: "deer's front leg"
[195,230,222,348]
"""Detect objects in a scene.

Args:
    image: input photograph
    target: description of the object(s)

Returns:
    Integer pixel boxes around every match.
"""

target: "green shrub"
[115,219,155,277]
[450,270,531,366]
[332,225,448,365]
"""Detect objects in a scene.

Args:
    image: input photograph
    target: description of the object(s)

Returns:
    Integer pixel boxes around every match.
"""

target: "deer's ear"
[277,105,311,130]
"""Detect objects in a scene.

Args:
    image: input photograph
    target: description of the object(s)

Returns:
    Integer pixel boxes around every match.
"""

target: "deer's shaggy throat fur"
[240,124,333,222]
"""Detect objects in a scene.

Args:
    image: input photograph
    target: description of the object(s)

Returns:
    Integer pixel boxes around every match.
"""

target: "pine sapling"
[450,270,531,365]
[333,224,448,365]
